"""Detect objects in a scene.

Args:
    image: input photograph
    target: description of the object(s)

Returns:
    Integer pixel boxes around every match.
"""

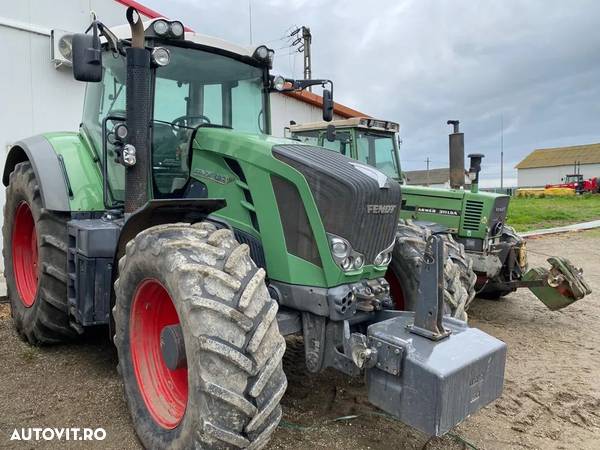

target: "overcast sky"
[143,0,600,186]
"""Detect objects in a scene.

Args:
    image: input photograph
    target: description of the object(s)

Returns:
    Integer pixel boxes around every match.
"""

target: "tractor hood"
[400,184,510,240]
[189,128,401,287]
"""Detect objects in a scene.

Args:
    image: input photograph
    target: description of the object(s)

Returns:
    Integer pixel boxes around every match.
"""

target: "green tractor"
[3,9,508,449]
[290,118,591,312]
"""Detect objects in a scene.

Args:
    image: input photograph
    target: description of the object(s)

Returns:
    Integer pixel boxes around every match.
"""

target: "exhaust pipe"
[447,120,464,190]
[124,8,151,213]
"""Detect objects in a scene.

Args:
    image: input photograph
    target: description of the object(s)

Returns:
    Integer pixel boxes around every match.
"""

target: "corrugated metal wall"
[270,93,345,137]
[517,163,600,187]
[0,0,152,270]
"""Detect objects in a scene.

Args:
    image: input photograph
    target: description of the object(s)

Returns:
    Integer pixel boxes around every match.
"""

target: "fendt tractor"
[3,9,508,449]
[290,118,591,314]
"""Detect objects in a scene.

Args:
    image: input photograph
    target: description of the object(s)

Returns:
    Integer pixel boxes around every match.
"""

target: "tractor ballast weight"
[2,9,507,448]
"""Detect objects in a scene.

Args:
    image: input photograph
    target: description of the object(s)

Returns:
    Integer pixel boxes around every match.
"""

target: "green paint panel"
[399,186,503,239]
[43,132,104,211]
[190,128,385,288]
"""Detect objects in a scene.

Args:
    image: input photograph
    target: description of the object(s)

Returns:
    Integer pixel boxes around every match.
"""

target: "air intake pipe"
[447,120,465,190]
[124,8,151,213]
[467,154,484,193]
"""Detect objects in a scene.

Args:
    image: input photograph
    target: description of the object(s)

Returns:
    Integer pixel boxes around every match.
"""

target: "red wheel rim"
[12,202,38,307]
[130,279,188,429]
[385,268,405,310]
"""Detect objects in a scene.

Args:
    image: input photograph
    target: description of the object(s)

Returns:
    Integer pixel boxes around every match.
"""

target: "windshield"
[356,131,400,179]
[82,44,269,203]
[151,45,268,194]
[153,45,267,133]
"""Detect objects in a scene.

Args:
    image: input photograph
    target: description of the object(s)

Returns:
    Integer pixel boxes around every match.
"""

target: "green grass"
[506,194,600,232]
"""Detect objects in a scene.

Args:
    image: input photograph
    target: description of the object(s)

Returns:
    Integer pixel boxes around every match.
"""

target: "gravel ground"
[0,230,598,449]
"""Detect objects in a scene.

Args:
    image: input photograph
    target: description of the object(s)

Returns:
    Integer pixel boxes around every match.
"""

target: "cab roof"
[289,117,400,133]
[109,19,257,58]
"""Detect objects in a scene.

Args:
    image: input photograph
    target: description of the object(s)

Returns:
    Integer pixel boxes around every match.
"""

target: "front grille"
[272,144,401,262]
[271,175,321,267]
[463,200,484,231]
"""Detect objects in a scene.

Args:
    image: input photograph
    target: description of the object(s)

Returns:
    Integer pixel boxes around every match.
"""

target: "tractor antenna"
[500,114,504,190]
[248,0,253,45]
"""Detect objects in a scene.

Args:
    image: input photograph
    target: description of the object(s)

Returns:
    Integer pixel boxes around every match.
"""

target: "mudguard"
[3,132,104,212]
[3,135,71,211]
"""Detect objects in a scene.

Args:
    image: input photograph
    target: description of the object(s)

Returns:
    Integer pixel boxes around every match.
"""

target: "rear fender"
[3,136,71,211]
[115,199,227,262]
[3,132,104,212]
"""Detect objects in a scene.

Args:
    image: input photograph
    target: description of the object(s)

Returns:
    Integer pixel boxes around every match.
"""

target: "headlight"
[151,20,185,39]
[341,257,353,271]
[253,45,274,67]
[153,20,169,36]
[151,47,171,66]
[328,233,364,273]
[373,241,395,267]
[170,21,184,38]
[331,237,349,258]
[255,45,269,59]
[272,75,286,91]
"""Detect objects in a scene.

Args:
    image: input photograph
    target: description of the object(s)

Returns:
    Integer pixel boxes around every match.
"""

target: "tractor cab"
[79,16,334,209]
[563,174,584,184]
[82,19,275,207]
[290,117,402,181]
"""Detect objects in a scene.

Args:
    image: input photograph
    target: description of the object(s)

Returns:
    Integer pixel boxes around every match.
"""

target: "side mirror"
[72,31,102,82]
[325,124,336,142]
[322,89,334,122]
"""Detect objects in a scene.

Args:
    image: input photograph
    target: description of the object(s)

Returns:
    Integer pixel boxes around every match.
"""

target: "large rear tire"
[2,161,75,344]
[386,220,476,321]
[114,222,286,450]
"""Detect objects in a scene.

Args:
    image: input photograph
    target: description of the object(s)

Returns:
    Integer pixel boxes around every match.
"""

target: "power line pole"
[302,26,312,90]
[426,157,430,186]
[500,115,504,190]
[290,26,312,90]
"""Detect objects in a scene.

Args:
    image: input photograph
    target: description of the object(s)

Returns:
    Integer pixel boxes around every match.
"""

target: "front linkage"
[302,235,506,436]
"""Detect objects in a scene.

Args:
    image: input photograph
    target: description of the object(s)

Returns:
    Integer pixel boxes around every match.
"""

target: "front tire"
[386,220,476,321]
[2,161,75,344]
[114,222,286,450]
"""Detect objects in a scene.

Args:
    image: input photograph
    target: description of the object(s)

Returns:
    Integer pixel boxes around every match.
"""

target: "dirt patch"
[0,230,599,449]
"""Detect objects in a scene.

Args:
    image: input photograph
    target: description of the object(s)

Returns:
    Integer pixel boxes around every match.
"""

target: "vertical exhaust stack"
[124,8,151,213]
[447,120,465,190]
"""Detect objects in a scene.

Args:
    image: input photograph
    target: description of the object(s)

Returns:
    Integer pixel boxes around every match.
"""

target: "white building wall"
[0,0,153,270]
[517,163,600,187]
[270,93,345,137]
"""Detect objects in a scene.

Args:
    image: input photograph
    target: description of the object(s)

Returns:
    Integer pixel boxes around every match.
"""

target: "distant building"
[516,143,600,187]
[404,168,470,189]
